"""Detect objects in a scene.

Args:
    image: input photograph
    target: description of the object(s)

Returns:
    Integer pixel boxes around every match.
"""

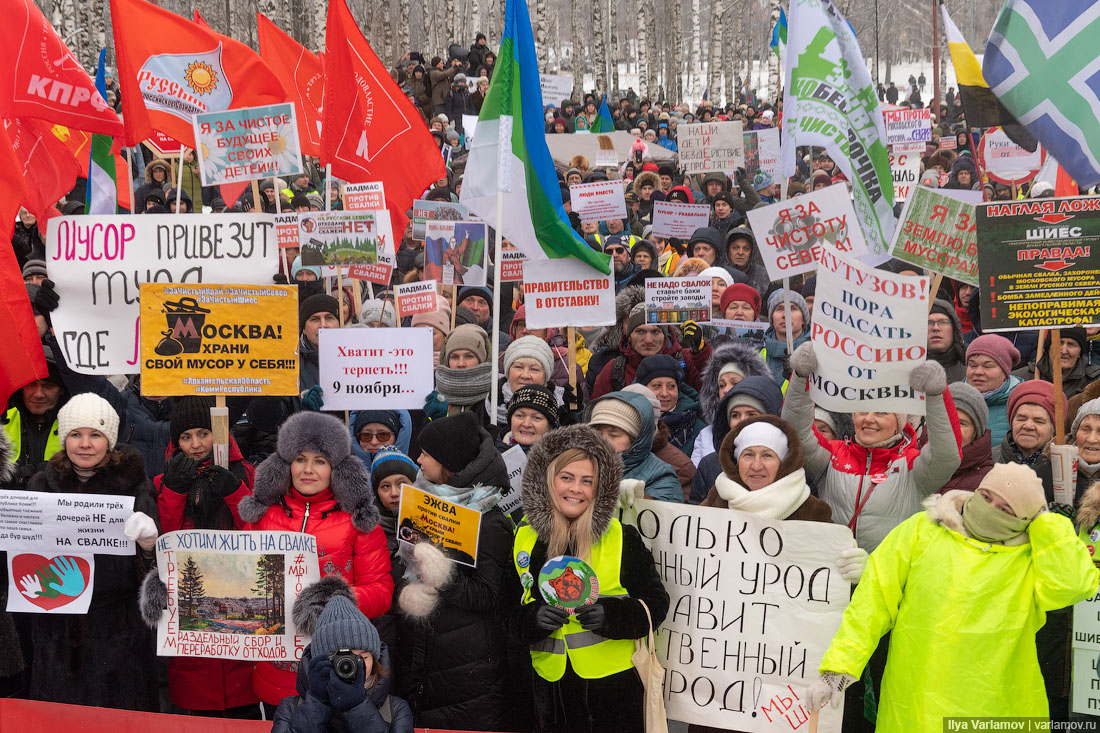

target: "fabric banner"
[678,121,745,173]
[810,247,929,414]
[652,201,712,239]
[521,258,616,329]
[317,327,434,410]
[48,213,279,375]
[644,277,712,324]
[396,484,482,567]
[889,186,978,285]
[154,530,320,661]
[623,499,851,731]
[193,104,303,186]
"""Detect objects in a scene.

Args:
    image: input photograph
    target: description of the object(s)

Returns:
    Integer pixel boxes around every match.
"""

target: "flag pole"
[126,148,137,214]
[175,148,186,211]
[489,191,504,427]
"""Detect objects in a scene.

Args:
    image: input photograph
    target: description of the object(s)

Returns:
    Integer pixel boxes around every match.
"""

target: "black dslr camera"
[329,649,361,682]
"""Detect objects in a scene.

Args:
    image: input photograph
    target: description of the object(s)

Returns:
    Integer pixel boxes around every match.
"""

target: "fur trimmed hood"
[591,285,645,352]
[924,489,972,536]
[237,412,380,533]
[697,340,772,423]
[718,415,804,485]
[1076,480,1100,534]
[0,429,12,483]
[632,171,661,198]
[521,425,622,542]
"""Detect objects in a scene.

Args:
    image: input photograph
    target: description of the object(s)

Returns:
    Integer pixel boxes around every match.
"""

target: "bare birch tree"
[535,0,549,72]
[767,0,781,100]
[571,0,584,100]
[706,0,724,103]
[636,0,649,98]
[592,0,606,95]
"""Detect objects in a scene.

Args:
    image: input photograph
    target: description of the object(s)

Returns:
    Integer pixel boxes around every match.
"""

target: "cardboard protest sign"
[342,182,385,211]
[499,445,527,516]
[882,108,931,145]
[644,277,711,324]
[343,210,396,285]
[976,196,1100,331]
[539,74,574,107]
[1072,590,1100,714]
[394,280,439,317]
[424,220,489,286]
[275,213,299,249]
[48,214,279,375]
[0,490,135,556]
[139,283,299,396]
[500,248,527,281]
[652,201,711,239]
[317,327,434,410]
[747,185,868,280]
[811,247,929,414]
[889,186,978,285]
[978,126,1044,186]
[153,530,321,662]
[889,149,921,205]
[397,484,482,567]
[569,180,627,223]
[594,135,618,168]
[624,499,851,732]
[7,553,95,614]
[678,121,745,173]
[743,127,781,182]
[522,258,616,329]
[193,104,303,186]
[410,199,469,241]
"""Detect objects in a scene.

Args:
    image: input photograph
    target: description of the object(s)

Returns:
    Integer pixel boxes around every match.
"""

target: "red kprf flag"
[257,13,324,157]
[4,117,82,222]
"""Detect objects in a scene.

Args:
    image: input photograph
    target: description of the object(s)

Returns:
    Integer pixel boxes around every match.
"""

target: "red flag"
[109,0,288,148]
[1056,163,1078,198]
[322,0,444,232]
[0,123,48,402]
[3,0,124,137]
[4,117,82,222]
[257,13,324,157]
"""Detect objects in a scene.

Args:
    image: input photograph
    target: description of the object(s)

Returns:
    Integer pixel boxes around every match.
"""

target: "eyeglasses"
[358,430,394,443]
[605,246,627,254]
[927,319,952,329]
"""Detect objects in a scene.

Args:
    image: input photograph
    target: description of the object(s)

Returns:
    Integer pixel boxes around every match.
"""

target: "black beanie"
[418,412,482,473]
[299,293,339,330]
[507,384,561,429]
[634,354,684,387]
[170,396,213,448]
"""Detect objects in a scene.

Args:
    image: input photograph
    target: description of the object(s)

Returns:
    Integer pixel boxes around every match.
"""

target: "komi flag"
[782,0,895,257]
[86,49,117,215]
[770,7,788,58]
[460,0,611,274]
[590,95,614,134]
[984,0,1100,186]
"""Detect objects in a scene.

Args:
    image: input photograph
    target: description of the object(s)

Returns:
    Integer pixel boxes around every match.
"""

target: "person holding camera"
[272,594,413,732]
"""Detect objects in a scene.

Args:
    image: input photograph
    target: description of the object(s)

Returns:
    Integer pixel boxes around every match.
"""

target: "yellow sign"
[396,484,482,567]
[140,283,299,396]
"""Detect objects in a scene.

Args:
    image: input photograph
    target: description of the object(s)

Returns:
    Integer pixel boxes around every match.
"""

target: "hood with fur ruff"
[697,340,772,424]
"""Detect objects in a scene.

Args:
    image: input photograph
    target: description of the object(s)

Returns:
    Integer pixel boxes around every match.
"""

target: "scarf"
[714,469,809,520]
[1007,434,1045,467]
[961,491,1030,545]
[435,362,493,406]
[415,474,500,514]
[856,433,904,450]
[662,409,697,450]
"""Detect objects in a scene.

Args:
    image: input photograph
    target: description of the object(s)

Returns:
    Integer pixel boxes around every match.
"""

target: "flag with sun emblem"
[192,103,303,186]
[109,0,287,149]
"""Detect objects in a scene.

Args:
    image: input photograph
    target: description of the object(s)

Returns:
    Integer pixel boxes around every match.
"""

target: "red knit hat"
[720,284,763,320]
[1006,379,1068,424]
[966,334,1020,378]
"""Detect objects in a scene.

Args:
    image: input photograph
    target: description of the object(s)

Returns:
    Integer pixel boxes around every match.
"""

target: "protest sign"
[275,213,299,249]
[644,277,711,324]
[500,248,527,281]
[624,499,850,731]
[499,445,527,516]
[153,530,321,662]
[298,211,384,266]
[522,258,616,329]
[976,196,1100,331]
[569,179,627,222]
[139,283,299,396]
[889,149,921,205]
[978,126,1044,186]
[710,319,770,348]
[462,114,479,145]
[344,209,396,285]
[0,490,135,556]
[889,186,978,285]
[539,74,574,107]
[7,553,95,614]
[342,182,385,211]
[394,280,439,317]
[939,137,957,150]
[1072,591,1100,714]
[410,198,469,241]
[423,220,489,285]
[652,201,712,239]
[317,327,434,410]
[147,130,183,156]
[882,108,932,145]
[678,121,745,173]
[811,247,929,414]
[397,484,482,567]
[747,185,868,280]
[48,214,279,375]
[594,135,618,168]
[743,127,782,182]
[193,104,302,186]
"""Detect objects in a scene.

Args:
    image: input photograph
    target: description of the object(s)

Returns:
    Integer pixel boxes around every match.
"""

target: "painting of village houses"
[177,552,286,635]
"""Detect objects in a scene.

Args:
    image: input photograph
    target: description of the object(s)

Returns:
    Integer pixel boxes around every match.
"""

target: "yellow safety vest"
[3,407,62,465]
[513,519,636,681]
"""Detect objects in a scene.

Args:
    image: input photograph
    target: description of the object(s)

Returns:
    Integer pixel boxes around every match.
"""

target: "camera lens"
[330,651,359,682]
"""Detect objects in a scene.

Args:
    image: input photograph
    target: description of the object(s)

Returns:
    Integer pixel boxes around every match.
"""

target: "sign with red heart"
[6,553,94,614]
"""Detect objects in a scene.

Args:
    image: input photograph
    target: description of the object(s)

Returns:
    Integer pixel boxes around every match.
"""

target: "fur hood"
[924,489,972,536]
[591,285,644,352]
[632,171,661,198]
[0,430,12,483]
[1076,480,1100,534]
[697,340,772,424]
[237,412,380,533]
[144,158,171,183]
[521,425,622,543]
[718,415,804,485]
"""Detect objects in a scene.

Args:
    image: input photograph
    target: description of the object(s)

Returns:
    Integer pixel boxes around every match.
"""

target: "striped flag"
[460,0,611,274]
[86,49,117,215]
[589,95,614,134]
[770,7,788,58]
[984,0,1100,186]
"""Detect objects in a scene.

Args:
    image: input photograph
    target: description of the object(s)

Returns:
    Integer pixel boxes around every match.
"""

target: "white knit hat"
[699,267,733,287]
[503,335,554,380]
[58,393,120,449]
[733,422,789,461]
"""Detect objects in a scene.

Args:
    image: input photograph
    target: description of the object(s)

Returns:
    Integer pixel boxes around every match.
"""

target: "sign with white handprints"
[7,553,95,614]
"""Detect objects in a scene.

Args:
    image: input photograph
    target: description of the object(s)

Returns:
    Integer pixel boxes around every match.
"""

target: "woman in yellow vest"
[506,424,669,733]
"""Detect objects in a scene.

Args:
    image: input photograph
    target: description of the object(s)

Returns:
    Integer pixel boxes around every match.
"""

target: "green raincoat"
[820,507,1098,732]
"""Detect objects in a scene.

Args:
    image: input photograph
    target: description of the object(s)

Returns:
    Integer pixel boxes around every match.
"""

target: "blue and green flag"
[86,49,117,215]
[589,95,614,134]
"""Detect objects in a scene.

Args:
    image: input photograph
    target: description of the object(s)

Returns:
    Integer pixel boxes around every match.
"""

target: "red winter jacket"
[591,337,711,400]
[246,487,393,705]
[154,436,258,712]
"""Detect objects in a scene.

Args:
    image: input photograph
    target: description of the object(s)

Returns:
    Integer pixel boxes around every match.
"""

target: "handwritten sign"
[47,214,278,375]
[397,484,482,567]
[889,186,978,285]
[644,277,711,324]
[522,258,616,329]
[343,182,385,211]
[677,121,744,173]
[499,445,527,516]
[394,280,439,317]
[889,149,921,205]
[882,108,931,145]
[1072,591,1100,714]
[978,126,1044,186]
[154,530,321,662]
[569,179,627,223]
[193,103,303,186]
[0,490,135,556]
[317,327,435,410]
[539,74,574,107]
[652,201,712,239]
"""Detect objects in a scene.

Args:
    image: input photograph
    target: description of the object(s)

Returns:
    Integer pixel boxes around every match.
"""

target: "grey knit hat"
[310,595,381,660]
[948,382,988,437]
[503,335,554,380]
[1072,397,1100,437]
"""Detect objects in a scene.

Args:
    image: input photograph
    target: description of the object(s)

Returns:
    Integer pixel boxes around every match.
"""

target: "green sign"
[891,186,978,285]
[538,555,599,613]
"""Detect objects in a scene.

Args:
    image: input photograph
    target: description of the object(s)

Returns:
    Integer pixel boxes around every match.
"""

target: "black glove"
[306,656,334,705]
[33,279,59,314]
[327,657,367,711]
[680,321,704,353]
[202,464,240,497]
[574,602,606,631]
[562,382,582,413]
[161,453,199,493]
[534,604,570,631]
[273,273,289,285]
